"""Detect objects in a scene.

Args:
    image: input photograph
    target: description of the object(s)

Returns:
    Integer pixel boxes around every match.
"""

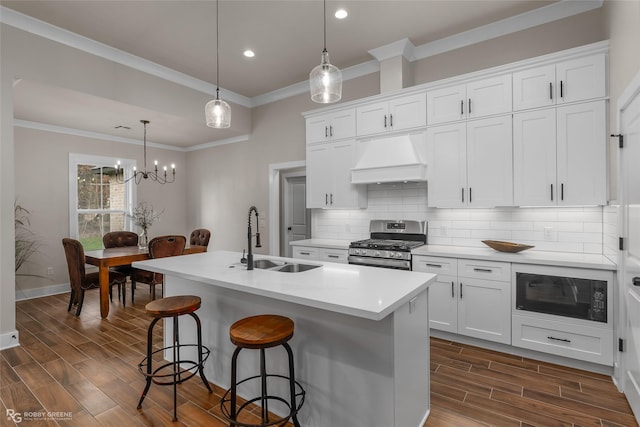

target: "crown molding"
[184,134,250,151]
[14,119,185,152]
[1,0,604,108]
[0,6,251,108]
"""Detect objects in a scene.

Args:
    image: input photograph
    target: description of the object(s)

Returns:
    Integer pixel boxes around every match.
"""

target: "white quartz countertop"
[412,245,617,270]
[289,238,351,249]
[132,250,435,321]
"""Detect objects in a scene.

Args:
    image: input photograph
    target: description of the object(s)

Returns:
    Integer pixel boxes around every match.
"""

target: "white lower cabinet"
[291,245,348,264]
[512,315,613,365]
[414,256,511,344]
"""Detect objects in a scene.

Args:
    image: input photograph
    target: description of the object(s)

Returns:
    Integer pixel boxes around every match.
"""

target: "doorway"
[282,173,311,258]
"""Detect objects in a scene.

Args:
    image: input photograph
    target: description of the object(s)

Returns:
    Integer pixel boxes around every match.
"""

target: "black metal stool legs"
[282,342,301,427]
[137,317,161,410]
[137,311,211,421]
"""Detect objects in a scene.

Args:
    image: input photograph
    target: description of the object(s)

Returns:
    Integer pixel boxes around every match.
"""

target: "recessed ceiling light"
[335,9,348,19]
[243,49,255,58]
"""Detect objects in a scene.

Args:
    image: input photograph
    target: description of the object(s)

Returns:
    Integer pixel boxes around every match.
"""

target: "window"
[69,154,136,250]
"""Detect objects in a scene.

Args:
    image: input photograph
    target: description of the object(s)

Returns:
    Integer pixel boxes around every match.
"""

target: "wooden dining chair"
[103,231,139,305]
[62,238,126,316]
[130,235,186,302]
[189,228,211,249]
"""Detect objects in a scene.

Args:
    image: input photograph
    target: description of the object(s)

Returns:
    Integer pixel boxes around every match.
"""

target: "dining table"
[84,245,206,318]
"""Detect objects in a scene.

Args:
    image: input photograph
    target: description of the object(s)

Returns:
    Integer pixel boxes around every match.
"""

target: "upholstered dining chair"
[130,235,186,302]
[103,230,139,305]
[62,238,126,316]
[189,228,211,249]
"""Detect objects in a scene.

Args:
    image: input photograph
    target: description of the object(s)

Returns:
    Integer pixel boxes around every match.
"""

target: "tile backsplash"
[312,182,608,254]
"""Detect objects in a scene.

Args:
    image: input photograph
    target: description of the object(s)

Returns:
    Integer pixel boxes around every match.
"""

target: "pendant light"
[205,0,231,128]
[309,0,342,103]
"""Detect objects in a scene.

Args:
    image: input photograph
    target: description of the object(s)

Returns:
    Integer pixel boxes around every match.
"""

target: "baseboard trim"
[15,283,69,301]
[0,330,20,350]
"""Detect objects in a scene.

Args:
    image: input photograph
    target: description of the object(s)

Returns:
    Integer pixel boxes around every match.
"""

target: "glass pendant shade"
[310,50,342,103]
[205,95,231,128]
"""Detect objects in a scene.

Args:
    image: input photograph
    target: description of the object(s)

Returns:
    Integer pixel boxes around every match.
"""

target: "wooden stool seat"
[230,314,294,349]
[145,295,201,318]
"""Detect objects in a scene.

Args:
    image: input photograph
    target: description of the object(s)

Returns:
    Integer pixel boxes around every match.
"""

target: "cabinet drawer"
[292,247,319,260]
[458,259,510,281]
[412,256,458,276]
[512,314,613,365]
[319,248,348,264]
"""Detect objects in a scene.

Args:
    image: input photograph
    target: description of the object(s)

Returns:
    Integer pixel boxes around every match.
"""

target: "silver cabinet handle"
[451,281,455,298]
[328,254,339,259]
[300,251,310,255]
[459,282,463,299]
[325,193,328,205]
[329,125,333,137]
[425,263,442,268]
[473,268,493,273]
[389,113,393,127]
[330,193,333,204]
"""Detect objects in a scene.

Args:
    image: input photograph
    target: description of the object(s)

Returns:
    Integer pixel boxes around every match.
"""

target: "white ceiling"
[3,0,591,148]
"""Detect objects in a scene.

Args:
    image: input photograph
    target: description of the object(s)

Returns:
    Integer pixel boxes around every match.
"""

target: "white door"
[427,83,467,125]
[620,80,640,423]
[283,176,310,258]
[513,64,556,111]
[306,144,332,208]
[556,54,606,104]
[356,101,388,136]
[457,277,511,344]
[466,74,512,119]
[428,274,458,334]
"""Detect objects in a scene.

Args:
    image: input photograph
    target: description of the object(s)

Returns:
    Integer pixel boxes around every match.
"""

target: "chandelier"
[115,120,175,184]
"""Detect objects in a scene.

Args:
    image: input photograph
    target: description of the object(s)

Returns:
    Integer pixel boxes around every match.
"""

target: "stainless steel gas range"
[348,220,427,270]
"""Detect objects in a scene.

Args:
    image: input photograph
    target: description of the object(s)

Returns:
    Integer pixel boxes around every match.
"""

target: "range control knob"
[374,251,381,257]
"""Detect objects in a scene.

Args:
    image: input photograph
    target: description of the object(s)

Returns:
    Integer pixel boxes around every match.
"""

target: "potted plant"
[15,202,41,276]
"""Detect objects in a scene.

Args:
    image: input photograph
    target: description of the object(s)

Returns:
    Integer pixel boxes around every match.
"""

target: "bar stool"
[220,314,305,427]
[137,295,212,421]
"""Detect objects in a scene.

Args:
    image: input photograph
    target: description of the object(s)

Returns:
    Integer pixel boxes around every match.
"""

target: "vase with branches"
[129,202,163,250]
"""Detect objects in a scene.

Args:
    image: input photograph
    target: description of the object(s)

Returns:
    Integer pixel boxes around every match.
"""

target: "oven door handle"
[348,255,411,270]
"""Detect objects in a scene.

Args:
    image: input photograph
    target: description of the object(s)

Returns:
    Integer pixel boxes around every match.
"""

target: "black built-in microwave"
[516,272,607,323]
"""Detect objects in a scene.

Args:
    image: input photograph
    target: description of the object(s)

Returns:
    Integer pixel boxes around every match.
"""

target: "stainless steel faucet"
[246,206,261,270]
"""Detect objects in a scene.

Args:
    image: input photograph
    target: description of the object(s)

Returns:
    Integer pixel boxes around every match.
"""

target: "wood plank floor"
[1,289,638,427]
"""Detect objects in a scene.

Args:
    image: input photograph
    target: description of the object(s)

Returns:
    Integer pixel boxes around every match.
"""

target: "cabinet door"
[329,110,356,140]
[556,101,607,205]
[513,64,556,111]
[389,93,427,131]
[427,84,466,125]
[329,140,367,208]
[426,123,467,208]
[466,116,513,207]
[466,74,512,119]
[428,274,458,333]
[356,101,388,136]
[319,248,348,264]
[292,246,319,260]
[457,277,511,344]
[513,109,557,206]
[556,54,606,104]
[306,144,332,208]
[306,115,330,144]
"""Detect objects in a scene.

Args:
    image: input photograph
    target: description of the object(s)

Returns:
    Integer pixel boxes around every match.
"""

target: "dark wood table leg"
[99,264,110,318]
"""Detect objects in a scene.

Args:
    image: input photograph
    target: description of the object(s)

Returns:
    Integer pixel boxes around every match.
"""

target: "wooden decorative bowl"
[482,240,534,253]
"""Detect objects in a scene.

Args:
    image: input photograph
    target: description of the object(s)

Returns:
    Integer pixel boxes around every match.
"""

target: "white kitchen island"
[133,250,435,427]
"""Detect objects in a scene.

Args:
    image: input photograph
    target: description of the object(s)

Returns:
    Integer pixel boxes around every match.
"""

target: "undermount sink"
[274,263,320,273]
[231,259,320,273]
[253,259,285,269]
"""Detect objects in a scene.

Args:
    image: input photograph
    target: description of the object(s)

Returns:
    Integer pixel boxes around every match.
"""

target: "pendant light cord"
[323,0,327,51]
[216,0,220,95]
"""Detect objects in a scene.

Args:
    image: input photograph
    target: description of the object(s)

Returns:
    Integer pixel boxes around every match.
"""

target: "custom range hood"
[351,131,427,184]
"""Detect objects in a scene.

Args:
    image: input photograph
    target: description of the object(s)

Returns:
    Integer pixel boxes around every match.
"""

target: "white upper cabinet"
[306,140,367,209]
[514,101,607,206]
[513,54,606,111]
[427,74,512,125]
[427,116,513,208]
[513,108,557,206]
[306,109,356,144]
[556,101,607,205]
[356,93,426,137]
